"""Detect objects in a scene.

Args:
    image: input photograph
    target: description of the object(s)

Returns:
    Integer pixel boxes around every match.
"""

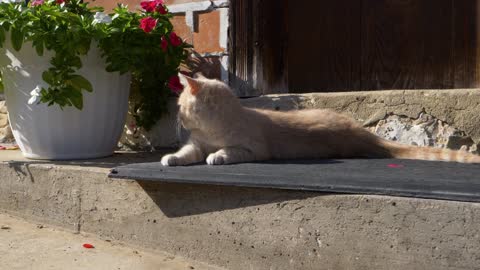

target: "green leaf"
[0,27,5,47]
[42,71,55,85]
[10,27,24,51]
[76,38,91,55]
[33,40,44,56]
[68,89,83,110]
[70,57,82,69]
[68,75,93,92]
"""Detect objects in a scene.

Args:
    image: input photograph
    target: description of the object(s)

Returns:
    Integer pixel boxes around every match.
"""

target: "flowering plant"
[0,0,189,129]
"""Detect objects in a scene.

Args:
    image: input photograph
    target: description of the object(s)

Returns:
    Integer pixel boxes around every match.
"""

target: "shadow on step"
[137,181,322,218]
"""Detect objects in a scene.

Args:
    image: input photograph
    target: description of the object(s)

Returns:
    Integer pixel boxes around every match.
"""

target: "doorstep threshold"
[109,158,480,203]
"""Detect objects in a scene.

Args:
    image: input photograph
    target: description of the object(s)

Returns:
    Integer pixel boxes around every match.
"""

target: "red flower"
[56,0,65,4]
[169,32,182,47]
[161,36,168,52]
[156,4,167,14]
[140,1,156,12]
[168,75,183,94]
[139,17,157,33]
[141,0,166,13]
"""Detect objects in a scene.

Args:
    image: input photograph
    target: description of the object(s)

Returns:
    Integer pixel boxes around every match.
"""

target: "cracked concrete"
[1,151,480,270]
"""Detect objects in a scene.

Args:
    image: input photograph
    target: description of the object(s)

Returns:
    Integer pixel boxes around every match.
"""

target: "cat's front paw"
[206,153,225,165]
[161,154,180,166]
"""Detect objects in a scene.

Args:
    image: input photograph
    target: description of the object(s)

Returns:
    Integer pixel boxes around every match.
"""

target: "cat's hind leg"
[206,147,256,165]
[161,143,204,166]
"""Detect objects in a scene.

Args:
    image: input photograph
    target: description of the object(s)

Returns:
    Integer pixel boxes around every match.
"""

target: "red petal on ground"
[388,164,404,168]
[83,243,95,249]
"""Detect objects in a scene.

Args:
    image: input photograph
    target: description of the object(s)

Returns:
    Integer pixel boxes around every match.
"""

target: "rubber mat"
[109,159,480,203]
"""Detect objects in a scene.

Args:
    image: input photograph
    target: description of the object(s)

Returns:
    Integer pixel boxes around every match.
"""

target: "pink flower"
[139,17,157,33]
[30,0,44,6]
[169,32,182,47]
[141,0,167,13]
[140,1,156,12]
[156,4,167,14]
[168,75,183,94]
[161,36,168,52]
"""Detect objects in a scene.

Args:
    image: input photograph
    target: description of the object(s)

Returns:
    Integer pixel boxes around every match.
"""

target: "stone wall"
[0,99,13,144]
[367,114,478,154]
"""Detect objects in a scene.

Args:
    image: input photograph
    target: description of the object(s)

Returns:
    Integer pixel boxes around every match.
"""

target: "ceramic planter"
[0,41,130,160]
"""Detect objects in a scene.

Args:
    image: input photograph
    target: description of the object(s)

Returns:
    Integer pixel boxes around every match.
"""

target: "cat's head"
[177,73,239,131]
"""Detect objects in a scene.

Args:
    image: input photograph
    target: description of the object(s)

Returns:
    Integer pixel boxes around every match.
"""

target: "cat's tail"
[381,140,480,163]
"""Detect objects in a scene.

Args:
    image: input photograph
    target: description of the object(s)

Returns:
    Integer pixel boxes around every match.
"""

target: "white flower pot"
[0,41,130,160]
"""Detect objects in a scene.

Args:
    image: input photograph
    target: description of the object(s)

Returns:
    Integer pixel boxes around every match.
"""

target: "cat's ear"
[193,72,207,79]
[179,74,201,95]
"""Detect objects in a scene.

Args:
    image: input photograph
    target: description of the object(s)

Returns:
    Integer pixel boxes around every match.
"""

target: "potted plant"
[0,0,188,159]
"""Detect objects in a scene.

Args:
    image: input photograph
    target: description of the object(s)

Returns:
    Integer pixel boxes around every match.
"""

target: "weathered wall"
[0,99,13,144]
[368,114,477,153]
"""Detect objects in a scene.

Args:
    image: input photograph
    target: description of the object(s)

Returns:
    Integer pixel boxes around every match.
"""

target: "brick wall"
[91,0,229,82]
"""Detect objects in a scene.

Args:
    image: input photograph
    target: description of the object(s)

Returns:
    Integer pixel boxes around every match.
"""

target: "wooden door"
[230,0,480,95]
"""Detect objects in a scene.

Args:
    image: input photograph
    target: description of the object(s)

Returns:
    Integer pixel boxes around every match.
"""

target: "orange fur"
[161,75,480,166]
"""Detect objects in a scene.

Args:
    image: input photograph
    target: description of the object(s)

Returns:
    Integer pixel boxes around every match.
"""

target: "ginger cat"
[161,74,480,166]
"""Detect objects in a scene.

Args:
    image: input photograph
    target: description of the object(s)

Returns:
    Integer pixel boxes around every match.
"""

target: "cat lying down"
[161,74,480,166]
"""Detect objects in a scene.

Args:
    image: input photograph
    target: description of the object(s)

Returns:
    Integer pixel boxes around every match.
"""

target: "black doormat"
[108,159,480,203]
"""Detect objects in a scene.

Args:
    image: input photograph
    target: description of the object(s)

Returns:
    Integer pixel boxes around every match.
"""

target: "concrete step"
[0,213,221,270]
[0,150,479,270]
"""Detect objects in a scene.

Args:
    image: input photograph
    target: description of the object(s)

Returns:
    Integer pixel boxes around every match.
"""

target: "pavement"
[0,213,222,270]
